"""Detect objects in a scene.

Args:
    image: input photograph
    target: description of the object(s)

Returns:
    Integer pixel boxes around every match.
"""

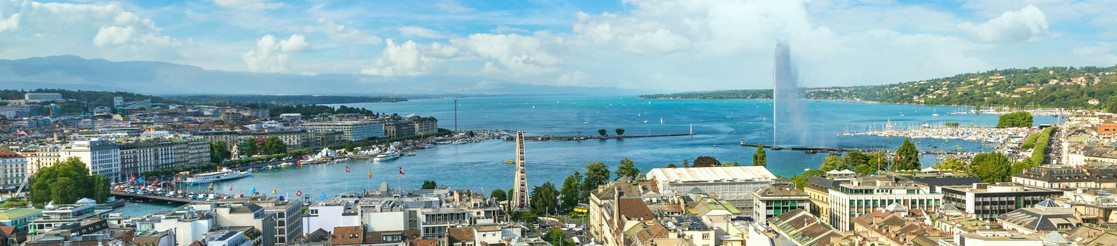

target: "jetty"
[112,191,252,204]
[503,133,692,142]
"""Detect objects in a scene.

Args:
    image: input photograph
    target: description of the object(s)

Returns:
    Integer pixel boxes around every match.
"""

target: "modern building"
[209,203,277,246]
[134,205,215,246]
[747,209,841,246]
[253,199,304,245]
[751,183,810,225]
[1064,188,1117,224]
[59,139,121,182]
[951,231,1043,246]
[1012,166,1117,190]
[645,166,777,210]
[29,203,101,232]
[303,121,385,141]
[941,183,1062,220]
[588,182,659,246]
[0,148,26,190]
[804,171,856,226]
[828,176,943,231]
[0,208,42,230]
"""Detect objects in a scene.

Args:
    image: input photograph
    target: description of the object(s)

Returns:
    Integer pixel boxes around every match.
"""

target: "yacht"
[373,149,401,162]
[185,169,252,184]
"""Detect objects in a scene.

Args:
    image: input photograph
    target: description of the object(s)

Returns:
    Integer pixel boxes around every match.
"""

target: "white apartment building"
[0,148,26,190]
[60,139,121,182]
[828,176,944,231]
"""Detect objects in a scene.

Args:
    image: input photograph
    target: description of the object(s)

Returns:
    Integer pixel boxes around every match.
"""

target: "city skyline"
[1,0,1116,93]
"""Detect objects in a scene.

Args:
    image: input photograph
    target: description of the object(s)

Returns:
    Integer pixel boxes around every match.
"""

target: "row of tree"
[996,112,1034,128]
[596,128,625,137]
[790,139,921,188]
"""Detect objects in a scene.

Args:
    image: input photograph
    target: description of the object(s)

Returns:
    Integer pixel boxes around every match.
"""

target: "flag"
[272,189,277,195]
[321,193,327,200]
[296,190,302,197]
[345,166,350,173]
[229,185,233,192]
[368,169,373,179]
[137,177,144,184]
[399,166,404,175]
[251,187,257,193]
[208,183,214,190]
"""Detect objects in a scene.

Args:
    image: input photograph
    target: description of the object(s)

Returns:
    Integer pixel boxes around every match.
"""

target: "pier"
[503,133,692,142]
[112,191,252,204]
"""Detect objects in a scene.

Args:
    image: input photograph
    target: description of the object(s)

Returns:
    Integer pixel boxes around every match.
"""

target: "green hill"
[641,66,1117,112]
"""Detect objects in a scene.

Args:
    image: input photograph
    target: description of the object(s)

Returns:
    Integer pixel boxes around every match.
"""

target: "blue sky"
[1,0,1115,92]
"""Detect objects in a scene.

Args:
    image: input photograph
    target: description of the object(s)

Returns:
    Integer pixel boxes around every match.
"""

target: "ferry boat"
[373,149,401,162]
[185,169,252,184]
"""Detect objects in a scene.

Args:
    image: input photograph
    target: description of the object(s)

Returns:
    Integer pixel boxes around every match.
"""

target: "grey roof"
[1042,231,1069,244]
[1035,199,1060,208]
[904,176,982,189]
[997,207,1080,232]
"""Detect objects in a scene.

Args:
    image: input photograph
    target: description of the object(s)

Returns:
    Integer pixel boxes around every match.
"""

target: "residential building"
[751,183,810,225]
[0,105,31,118]
[0,148,26,190]
[416,207,470,239]
[133,204,215,246]
[941,183,1061,220]
[828,176,943,231]
[59,139,121,182]
[804,171,856,226]
[1067,146,1117,166]
[118,136,209,179]
[997,200,1081,235]
[30,203,101,232]
[1064,224,1117,246]
[412,117,438,136]
[852,207,946,245]
[303,121,384,141]
[645,166,776,210]
[588,181,659,246]
[204,229,253,246]
[1012,166,1117,190]
[747,209,841,246]
[133,230,177,246]
[0,208,42,230]
[1098,123,1117,135]
[383,119,416,138]
[253,199,303,245]
[950,231,1043,246]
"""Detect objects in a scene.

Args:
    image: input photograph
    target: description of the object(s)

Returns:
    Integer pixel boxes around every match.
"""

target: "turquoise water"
[118,96,1054,215]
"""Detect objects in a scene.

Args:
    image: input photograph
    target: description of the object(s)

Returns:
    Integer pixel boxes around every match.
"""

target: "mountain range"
[0,56,632,96]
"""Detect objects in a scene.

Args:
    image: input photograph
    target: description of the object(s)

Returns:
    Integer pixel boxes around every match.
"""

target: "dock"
[738,143,973,156]
[503,133,692,142]
[112,191,252,204]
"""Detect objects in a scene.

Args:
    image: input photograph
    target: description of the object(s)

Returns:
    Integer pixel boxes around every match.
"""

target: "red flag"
[345,166,350,173]
[296,190,302,197]
[399,166,404,175]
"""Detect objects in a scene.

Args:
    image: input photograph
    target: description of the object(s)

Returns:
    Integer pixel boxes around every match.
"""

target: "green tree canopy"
[819,155,841,171]
[210,141,231,163]
[560,171,583,212]
[597,129,607,137]
[260,136,287,155]
[891,138,921,171]
[665,163,677,168]
[615,128,625,136]
[582,162,610,200]
[933,158,968,173]
[997,112,1033,128]
[421,180,437,189]
[530,182,559,215]
[615,158,640,181]
[29,157,109,206]
[692,156,720,167]
[969,152,1012,183]
[490,189,507,201]
[753,145,767,167]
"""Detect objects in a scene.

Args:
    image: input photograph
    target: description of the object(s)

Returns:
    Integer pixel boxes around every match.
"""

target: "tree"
[682,159,689,168]
[665,163,677,168]
[598,129,607,137]
[615,128,625,137]
[891,138,920,171]
[260,136,287,155]
[615,158,640,181]
[752,144,767,167]
[969,152,1011,183]
[791,169,825,189]
[944,122,960,128]
[581,162,610,200]
[29,157,104,206]
[210,141,231,163]
[996,112,1033,128]
[560,171,583,212]
[933,158,968,173]
[530,182,559,215]
[490,189,507,201]
[545,228,575,246]
[1011,158,1038,176]
[692,156,720,167]
[0,198,27,208]
[421,180,437,189]
[819,155,841,171]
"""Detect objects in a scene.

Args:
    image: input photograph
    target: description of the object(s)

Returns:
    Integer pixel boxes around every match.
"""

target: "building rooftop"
[0,208,41,220]
[645,166,776,183]
[996,205,1080,232]
[754,183,808,198]
[0,148,22,158]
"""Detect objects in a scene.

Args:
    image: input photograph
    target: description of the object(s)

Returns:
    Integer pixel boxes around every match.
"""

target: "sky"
[0,0,1116,92]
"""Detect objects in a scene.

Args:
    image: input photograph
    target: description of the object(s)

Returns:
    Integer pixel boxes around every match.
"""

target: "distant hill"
[642,66,1117,112]
[0,55,633,95]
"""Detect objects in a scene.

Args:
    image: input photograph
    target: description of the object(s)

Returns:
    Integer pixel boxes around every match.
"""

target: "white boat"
[373,149,401,162]
[185,169,252,184]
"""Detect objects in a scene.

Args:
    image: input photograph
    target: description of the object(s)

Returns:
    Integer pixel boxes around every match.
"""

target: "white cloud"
[435,0,473,13]
[361,39,458,76]
[243,34,310,73]
[212,0,287,11]
[316,17,381,45]
[398,26,447,39]
[0,13,19,32]
[451,33,562,76]
[1072,43,1117,65]
[958,5,1048,43]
